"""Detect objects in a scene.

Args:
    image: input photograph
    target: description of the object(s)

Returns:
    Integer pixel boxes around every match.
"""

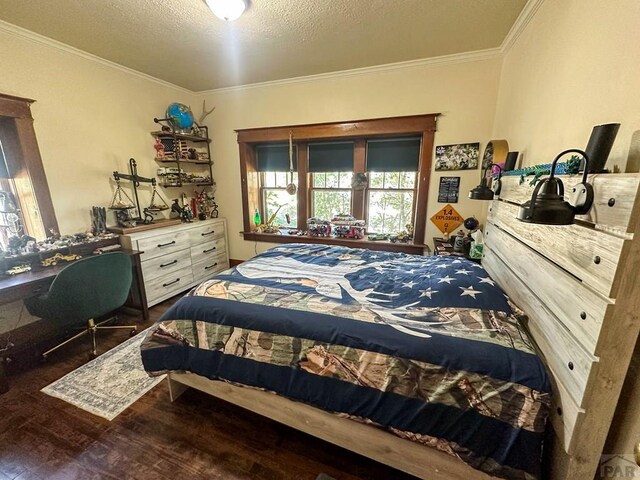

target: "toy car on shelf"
[331,214,366,239]
[306,218,331,237]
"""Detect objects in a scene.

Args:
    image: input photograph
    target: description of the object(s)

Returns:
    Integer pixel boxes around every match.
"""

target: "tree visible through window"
[311,172,352,219]
[366,171,416,234]
[261,171,297,227]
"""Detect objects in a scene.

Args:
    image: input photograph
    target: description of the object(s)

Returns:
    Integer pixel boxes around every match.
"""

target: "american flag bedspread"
[141,243,551,480]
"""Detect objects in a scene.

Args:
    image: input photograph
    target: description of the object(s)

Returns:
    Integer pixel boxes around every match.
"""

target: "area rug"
[41,327,165,421]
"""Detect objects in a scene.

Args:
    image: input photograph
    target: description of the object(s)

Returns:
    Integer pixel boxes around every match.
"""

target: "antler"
[199,100,216,124]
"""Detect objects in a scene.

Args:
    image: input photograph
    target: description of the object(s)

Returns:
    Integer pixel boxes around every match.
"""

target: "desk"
[0,249,148,318]
[0,249,148,393]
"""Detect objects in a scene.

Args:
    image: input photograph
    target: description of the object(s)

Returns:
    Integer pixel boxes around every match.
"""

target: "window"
[311,172,352,219]
[365,137,421,234]
[261,171,297,227]
[256,143,298,228]
[367,172,416,234]
[238,114,438,253]
[309,141,354,219]
[0,95,56,248]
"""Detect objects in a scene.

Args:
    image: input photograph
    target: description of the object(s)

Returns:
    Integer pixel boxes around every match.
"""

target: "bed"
[141,173,640,480]
[141,243,551,480]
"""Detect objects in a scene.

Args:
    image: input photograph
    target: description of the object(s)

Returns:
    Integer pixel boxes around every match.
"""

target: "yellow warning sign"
[430,204,464,234]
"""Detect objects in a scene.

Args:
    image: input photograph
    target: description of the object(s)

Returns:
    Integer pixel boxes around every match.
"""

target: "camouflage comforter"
[141,243,550,479]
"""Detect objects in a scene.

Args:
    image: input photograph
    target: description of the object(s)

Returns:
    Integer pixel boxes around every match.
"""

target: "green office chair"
[25,252,137,360]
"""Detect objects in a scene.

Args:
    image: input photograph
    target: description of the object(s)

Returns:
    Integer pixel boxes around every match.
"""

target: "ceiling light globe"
[206,0,246,21]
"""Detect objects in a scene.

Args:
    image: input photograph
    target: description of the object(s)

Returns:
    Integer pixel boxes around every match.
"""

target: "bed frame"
[167,172,640,480]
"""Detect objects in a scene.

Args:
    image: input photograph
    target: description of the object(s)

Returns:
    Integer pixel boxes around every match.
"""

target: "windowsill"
[242,231,429,255]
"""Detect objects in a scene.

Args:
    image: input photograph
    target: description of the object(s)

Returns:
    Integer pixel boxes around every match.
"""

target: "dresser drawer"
[188,222,225,246]
[141,248,191,282]
[190,238,226,264]
[145,266,194,304]
[192,256,229,282]
[137,231,190,261]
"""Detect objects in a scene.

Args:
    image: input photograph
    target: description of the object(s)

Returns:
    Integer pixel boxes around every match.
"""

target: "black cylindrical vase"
[585,123,620,172]
[505,151,519,171]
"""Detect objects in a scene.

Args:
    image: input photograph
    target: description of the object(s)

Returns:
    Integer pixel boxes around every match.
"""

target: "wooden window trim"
[0,93,59,237]
[238,114,438,253]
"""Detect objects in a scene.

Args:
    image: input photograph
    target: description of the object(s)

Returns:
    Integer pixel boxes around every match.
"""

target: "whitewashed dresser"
[119,218,229,307]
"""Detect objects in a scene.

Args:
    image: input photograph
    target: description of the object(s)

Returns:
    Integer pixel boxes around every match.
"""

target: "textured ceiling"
[0,0,526,91]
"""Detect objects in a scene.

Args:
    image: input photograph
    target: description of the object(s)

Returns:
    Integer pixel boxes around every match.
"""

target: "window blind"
[366,137,421,172]
[256,144,297,172]
[308,142,354,172]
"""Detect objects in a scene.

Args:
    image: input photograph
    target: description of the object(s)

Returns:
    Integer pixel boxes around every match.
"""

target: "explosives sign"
[430,204,463,234]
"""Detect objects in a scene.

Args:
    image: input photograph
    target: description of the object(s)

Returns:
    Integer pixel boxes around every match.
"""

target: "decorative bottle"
[254,209,261,226]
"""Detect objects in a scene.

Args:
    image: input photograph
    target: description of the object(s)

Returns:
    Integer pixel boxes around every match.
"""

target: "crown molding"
[500,0,545,54]
[0,0,543,97]
[196,48,503,96]
[0,19,192,95]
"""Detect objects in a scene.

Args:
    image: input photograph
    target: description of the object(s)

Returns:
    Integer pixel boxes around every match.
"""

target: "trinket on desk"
[41,253,82,267]
[5,264,31,276]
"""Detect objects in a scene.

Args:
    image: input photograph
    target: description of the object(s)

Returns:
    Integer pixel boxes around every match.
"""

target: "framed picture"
[434,142,480,171]
[438,176,460,203]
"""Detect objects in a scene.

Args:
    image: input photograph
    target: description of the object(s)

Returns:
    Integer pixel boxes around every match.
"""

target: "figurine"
[142,207,154,225]
[181,204,194,223]
[170,199,183,219]
[154,138,165,159]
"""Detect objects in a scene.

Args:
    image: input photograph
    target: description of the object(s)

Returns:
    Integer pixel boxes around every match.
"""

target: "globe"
[166,103,195,130]
[464,216,479,231]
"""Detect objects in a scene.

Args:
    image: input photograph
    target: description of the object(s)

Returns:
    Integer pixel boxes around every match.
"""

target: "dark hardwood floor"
[0,297,416,480]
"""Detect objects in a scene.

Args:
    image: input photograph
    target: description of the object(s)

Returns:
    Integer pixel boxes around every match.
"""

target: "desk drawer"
[142,249,191,282]
[145,266,194,304]
[192,256,229,282]
[190,238,226,264]
[188,222,225,246]
[137,231,190,261]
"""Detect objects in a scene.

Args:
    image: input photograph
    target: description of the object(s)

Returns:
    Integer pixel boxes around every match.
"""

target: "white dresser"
[119,218,229,307]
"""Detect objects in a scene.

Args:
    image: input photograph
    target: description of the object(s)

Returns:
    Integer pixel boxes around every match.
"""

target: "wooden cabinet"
[120,218,229,307]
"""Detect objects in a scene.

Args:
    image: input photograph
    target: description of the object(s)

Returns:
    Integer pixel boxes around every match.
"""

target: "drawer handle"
[163,278,180,287]
[203,247,217,253]
[201,231,216,236]
[157,240,176,248]
[205,263,218,270]
[160,260,178,268]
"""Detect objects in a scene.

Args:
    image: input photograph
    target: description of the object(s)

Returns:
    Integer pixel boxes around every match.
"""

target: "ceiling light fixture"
[206,0,246,21]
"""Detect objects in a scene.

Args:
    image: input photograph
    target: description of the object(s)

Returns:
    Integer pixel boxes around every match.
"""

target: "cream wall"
[0,28,196,236]
[490,0,640,461]
[492,0,640,171]
[0,28,196,334]
[202,58,503,260]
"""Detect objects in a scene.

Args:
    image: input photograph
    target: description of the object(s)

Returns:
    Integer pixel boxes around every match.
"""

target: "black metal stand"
[112,158,156,222]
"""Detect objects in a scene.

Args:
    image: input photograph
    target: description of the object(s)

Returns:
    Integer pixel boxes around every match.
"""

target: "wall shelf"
[152,119,214,188]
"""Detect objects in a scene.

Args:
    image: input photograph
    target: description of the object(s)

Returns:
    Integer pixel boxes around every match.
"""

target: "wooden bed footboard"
[166,372,494,480]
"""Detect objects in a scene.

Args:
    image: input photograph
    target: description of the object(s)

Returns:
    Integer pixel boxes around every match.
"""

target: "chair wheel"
[129,328,137,337]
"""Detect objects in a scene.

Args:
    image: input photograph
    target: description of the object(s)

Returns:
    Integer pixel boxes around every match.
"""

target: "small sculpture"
[154,138,165,159]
